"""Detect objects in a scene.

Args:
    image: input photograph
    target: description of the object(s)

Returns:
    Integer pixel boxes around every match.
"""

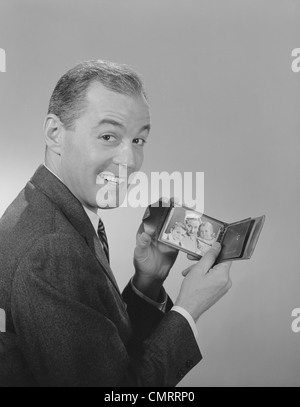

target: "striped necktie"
[97,218,110,263]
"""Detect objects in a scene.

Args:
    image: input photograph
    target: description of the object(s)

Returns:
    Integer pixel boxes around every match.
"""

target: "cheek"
[62,133,87,164]
[64,136,110,173]
[134,149,144,169]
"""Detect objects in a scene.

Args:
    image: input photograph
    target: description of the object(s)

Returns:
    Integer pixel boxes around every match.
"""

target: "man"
[0,60,232,387]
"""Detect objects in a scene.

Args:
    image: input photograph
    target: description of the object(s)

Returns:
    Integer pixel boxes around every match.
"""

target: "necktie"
[97,218,110,263]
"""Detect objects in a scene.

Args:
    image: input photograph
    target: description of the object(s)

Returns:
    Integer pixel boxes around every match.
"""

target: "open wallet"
[142,200,265,264]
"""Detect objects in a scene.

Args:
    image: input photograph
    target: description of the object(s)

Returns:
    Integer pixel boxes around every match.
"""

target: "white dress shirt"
[43,164,198,340]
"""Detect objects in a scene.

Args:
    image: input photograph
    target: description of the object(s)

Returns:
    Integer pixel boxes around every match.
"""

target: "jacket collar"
[29,165,121,296]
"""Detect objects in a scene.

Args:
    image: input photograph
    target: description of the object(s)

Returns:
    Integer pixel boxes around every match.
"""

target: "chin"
[96,195,122,210]
[95,182,129,209]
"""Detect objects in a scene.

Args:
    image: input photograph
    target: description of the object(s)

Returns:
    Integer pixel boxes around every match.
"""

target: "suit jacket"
[0,165,201,387]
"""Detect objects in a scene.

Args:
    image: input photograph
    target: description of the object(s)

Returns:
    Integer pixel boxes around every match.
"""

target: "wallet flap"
[217,218,252,262]
[242,215,266,259]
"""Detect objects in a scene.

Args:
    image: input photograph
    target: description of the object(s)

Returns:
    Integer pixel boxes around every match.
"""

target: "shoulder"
[12,232,103,305]
[15,232,92,276]
[13,233,88,277]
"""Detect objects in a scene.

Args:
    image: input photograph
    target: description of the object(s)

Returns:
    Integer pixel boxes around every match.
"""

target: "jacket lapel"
[30,165,122,298]
[86,232,120,293]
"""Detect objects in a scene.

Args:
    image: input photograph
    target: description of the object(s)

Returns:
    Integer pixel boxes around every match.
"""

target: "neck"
[45,151,63,181]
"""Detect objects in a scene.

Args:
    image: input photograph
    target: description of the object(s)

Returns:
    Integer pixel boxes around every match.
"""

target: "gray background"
[0,0,299,386]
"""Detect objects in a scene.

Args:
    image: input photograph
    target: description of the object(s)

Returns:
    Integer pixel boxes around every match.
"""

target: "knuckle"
[204,251,217,264]
[210,245,220,255]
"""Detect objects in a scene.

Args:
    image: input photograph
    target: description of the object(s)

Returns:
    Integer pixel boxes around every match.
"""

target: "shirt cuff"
[130,278,168,312]
[171,306,199,340]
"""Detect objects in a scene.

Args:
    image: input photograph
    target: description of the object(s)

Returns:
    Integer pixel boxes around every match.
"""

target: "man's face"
[171,226,187,242]
[185,220,200,236]
[59,82,151,210]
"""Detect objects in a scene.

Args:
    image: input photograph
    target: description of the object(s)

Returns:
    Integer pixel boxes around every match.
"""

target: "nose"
[112,143,136,170]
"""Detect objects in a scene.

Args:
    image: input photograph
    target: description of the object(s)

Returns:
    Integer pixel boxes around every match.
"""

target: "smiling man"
[0,60,232,387]
[45,74,150,210]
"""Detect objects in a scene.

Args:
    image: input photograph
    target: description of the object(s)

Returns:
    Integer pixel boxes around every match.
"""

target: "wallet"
[142,200,265,263]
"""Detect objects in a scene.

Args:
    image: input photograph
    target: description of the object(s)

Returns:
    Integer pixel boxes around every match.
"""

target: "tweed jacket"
[0,165,201,387]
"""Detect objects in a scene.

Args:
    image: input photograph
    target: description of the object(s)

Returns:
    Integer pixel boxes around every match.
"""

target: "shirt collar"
[43,163,100,234]
[43,163,64,183]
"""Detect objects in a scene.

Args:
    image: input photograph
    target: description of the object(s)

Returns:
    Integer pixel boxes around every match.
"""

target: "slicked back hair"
[47,60,148,130]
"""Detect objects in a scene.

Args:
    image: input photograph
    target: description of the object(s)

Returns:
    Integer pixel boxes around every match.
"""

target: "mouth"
[97,172,127,186]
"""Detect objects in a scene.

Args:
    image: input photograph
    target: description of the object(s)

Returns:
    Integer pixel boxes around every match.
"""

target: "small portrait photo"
[196,216,222,256]
[161,222,187,248]
[159,206,224,257]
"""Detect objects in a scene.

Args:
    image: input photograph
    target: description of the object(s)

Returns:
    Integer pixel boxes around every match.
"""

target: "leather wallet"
[142,200,265,263]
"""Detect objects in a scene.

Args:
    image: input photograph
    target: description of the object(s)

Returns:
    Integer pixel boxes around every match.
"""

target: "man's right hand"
[175,242,232,322]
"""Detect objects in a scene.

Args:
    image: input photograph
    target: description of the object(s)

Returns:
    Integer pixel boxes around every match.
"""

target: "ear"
[44,114,65,155]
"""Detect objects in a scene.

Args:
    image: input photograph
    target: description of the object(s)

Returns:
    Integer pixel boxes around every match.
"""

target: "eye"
[132,138,147,147]
[99,134,117,143]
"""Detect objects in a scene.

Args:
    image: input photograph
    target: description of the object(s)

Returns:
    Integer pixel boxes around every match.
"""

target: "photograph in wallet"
[142,201,265,263]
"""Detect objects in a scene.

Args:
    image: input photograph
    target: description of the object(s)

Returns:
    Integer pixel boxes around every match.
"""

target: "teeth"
[99,173,125,184]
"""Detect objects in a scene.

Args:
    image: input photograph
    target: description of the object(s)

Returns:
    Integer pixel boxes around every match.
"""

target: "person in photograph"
[0,60,232,387]
[162,222,187,247]
[198,222,216,246]
[196,221,217,256]
[182,213,202,253]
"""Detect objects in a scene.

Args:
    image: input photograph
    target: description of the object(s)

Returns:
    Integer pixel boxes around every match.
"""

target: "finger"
[137,222,156,239]
[182,265,194,277]
[187,254,201,261]
[211,261,233,289]
[161,196,171,206]
[212,261,232,277]
[136,232,152,248]
[134,232,152,261]
[136,222,145,237]
[197,242,222,275]
[143,224,156,237]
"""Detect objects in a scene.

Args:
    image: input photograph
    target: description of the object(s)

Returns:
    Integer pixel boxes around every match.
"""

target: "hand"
[175,242,232,322]
[133,223,179,301]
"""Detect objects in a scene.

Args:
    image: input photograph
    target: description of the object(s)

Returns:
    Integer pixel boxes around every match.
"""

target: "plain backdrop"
[0,0,299,387]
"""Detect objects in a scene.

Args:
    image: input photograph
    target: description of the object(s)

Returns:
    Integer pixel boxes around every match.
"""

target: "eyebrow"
[96,118,151,133]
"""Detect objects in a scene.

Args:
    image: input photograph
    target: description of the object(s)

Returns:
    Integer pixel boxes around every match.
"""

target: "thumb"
[137,232,152,247]
[135,232,152,258]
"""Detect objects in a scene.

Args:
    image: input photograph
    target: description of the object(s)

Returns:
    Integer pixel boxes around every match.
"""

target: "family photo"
[160,207,223,257]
